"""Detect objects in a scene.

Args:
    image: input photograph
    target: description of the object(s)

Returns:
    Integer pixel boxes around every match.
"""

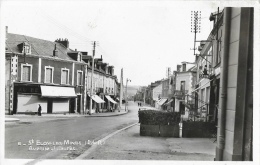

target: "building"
[174,64,196,120]
[213,7,253,161]
[5,30,118,115]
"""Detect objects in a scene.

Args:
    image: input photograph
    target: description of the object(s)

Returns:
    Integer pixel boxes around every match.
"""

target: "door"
[69,98,75,113]
[77,95,81,113]
[47,99,53,113]
[180,101,185,115]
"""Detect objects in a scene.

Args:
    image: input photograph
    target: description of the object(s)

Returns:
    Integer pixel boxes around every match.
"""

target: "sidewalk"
[5,108,128,123]
[82,124,216,160]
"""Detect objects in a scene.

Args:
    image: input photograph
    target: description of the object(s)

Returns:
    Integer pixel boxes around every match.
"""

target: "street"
[5,101,139,159]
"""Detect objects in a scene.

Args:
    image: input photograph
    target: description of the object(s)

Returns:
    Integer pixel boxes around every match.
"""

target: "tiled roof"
[6,33,74,60]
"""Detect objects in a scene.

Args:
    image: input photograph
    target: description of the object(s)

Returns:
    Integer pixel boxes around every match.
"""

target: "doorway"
[77,95,81,113]
[47,99,53,113]
[69,98,75,113]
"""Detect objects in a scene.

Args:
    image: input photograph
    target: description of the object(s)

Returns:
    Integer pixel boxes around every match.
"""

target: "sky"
[2,0,221,86]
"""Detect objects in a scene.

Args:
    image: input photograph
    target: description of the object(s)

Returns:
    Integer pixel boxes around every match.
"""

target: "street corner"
[5,117,20,122]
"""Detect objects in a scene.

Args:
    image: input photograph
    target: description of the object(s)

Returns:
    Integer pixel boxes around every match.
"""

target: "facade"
[153,83,162,109]
[214,7,253,161]
[174,64,196,120]
[5,30,119,115]
[159,78,170,110]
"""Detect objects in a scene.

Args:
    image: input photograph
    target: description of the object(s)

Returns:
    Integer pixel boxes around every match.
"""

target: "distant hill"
[126,85,141,97]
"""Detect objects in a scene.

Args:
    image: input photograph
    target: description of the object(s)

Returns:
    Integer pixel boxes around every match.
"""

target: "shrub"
[138,110,180,125]
[182,121,216,137]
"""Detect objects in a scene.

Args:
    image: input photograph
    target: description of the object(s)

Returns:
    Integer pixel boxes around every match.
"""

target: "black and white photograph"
[0,0,259,165]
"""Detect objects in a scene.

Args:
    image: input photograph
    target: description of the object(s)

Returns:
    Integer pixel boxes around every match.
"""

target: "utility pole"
[89,41,96,115]
[125,78,131,111]
[143,88,146,106]
[119,68,123,112]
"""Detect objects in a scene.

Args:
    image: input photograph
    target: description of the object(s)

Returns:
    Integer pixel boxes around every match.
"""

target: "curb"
[75,122,138,159]
[85,110,129,117]
[5,118,20,122]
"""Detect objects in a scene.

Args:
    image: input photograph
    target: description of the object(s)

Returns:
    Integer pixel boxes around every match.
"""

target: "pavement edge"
[75,122,138,159]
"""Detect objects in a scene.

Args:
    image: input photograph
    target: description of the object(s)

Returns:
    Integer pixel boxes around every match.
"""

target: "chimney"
[53,44,58,57]
[55,38,69,48]
[182,63,186,72]
[6,26,8,34]
[177,65,182,72]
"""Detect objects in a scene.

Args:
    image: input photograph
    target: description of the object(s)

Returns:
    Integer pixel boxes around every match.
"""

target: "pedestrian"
[38,104,42,116]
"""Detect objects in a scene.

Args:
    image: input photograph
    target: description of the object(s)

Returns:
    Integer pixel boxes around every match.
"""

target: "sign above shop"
[16,85,41,94]
[199,74,210,78]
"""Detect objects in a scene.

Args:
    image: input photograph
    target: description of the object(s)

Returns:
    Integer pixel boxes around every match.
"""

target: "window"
[180,81,185,91]
[45,66,54,83]
[21,64,32,81]
[61,68,69,84]
[77,71,83,86]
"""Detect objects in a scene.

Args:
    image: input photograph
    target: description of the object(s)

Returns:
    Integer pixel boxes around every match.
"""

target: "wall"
[152,84,162,101]
[216,8,253,161]
[41,58,73,85]
[18,57,39,83]
[5,59,11,114]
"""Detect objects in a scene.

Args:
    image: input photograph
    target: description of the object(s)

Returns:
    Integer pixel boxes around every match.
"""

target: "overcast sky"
[2,0,222,86]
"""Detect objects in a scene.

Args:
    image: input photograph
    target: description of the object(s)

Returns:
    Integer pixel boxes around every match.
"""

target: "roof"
[6,33,74,60]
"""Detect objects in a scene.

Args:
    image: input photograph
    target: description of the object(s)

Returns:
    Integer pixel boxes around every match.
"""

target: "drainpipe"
[217,7,231,161]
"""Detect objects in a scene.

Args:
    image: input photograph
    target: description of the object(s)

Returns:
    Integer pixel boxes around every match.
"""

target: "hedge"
[138,110,180,125]
[182,121,216,137]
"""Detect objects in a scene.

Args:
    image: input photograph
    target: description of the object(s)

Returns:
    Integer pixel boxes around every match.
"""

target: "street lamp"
[125,78,131,111]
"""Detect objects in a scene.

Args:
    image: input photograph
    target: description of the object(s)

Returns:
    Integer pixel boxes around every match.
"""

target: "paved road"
[5,101,139,159]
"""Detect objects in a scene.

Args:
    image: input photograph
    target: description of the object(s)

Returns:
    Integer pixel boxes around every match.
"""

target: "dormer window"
[17,42,31,55]
[23,45,31,54]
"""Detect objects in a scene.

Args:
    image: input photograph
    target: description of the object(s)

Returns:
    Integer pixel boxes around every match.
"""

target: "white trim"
[38,58,41,83]
[77,70,83,86]
[21,63,33,82]
[61,68,70,85]
[72,63,75,86]
[44,66,54,84]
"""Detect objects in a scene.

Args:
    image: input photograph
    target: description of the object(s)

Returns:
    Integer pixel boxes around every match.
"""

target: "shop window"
[61,68,69,85]
[77,71,83,86]
[45,66,54,83]
[21,63,32,82]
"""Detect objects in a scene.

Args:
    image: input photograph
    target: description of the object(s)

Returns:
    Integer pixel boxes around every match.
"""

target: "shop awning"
[165,99,173,105]
[91,95,105,103]
[105,95,117,104]
[158,98,167,105]
[41,86,77,98]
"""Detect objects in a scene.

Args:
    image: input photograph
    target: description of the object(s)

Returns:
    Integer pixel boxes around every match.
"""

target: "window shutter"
[23,66,30,81]
[46,68,52,83]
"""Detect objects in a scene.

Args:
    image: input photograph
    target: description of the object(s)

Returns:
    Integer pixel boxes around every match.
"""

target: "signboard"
[16,85,41,94]
[199,74,209,78]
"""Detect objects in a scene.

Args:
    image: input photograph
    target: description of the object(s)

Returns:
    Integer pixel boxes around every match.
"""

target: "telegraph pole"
[119,68,123,112]
[89,41,96,115]
[125,78,131,111]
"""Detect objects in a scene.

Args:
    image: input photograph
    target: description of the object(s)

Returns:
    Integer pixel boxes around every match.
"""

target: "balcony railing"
[174,90,188,99]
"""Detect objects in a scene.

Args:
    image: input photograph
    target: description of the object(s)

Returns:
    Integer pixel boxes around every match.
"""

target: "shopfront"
[13,83,77,114]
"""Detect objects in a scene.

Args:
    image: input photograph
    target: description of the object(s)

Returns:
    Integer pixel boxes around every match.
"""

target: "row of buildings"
[5,29,120,115]
[136,7,253,161]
